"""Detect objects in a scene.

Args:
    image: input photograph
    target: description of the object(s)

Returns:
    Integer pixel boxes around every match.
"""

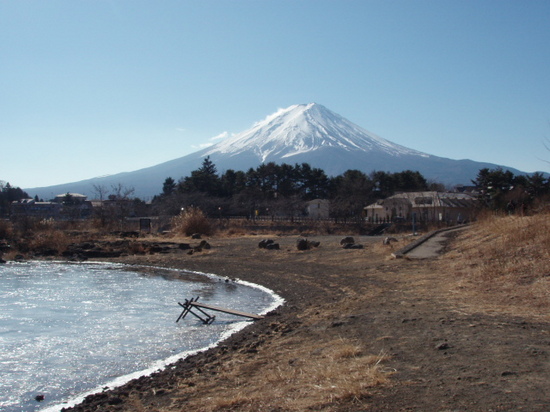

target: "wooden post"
[176,296,264,324]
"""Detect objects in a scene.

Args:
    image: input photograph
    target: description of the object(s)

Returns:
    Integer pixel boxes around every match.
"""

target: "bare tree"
[92,184,136,230]
[92,184,109,201]
[110,183,135,200]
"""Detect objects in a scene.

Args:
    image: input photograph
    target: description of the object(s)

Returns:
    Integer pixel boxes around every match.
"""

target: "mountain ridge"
[23,103,537,200]
[205,103,428,161]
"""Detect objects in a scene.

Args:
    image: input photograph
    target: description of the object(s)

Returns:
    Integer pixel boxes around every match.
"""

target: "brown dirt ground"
[62,232,550,412]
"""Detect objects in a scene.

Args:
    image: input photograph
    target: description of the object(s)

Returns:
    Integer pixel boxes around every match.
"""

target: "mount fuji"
[26,103,528,199]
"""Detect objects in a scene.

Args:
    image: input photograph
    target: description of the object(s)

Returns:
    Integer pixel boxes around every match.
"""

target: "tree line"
[151,157,435,218]
[471,168,549,213]
[0,182,29,218]
[2,163,548,220]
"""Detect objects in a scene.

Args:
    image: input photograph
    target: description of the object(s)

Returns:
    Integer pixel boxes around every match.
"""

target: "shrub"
[27,229,71,254]
[171,207,212,236]
[0,219,13,239]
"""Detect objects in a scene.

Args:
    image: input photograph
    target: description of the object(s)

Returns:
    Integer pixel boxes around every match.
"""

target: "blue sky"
[2,0,550,189]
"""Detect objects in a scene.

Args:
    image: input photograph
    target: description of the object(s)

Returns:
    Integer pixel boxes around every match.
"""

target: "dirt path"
[63,233,550,411]
[403,226,468,259]
[354,260,550,410]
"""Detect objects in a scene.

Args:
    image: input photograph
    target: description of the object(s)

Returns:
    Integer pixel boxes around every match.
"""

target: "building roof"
[365,191,477,210]
[55,193,87,199]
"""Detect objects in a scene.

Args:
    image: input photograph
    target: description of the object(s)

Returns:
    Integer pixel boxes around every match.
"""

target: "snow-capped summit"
[25,103,528,199]
[205,103,426,162]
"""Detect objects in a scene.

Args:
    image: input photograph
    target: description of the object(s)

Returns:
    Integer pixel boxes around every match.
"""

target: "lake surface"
[0,261,281,412]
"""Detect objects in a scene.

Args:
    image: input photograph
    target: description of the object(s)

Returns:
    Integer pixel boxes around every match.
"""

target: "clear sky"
[2,0,550,189]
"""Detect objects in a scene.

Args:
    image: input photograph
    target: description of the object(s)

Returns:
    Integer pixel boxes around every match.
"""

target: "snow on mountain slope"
[204,103,428,162]
[24,103,533,200]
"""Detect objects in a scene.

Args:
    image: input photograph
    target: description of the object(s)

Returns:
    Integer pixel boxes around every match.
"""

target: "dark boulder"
[258,239,274,249]
[84,250,123,258]
[340,236,355,246]
[33,248,59,257]
[0,241,11,252]
[192,240,211,253]
[296,238,309,251]
[62,242,122,258]
[198,240,211,249]
[296,238,321,250]
[111,231,139,238]
[149,244,167,253]
[343,243,363,249]
[383,237,399,245]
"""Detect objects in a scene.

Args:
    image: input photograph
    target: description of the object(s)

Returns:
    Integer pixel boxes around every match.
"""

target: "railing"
[217,215,366,224]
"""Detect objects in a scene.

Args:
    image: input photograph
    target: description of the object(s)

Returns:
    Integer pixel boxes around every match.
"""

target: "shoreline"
[37,233,550,411]
[39,263,284,412]
[60,235,369,411]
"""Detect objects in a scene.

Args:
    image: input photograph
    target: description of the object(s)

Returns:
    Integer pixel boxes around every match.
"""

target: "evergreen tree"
[0,182,29,217]
[472,168,515,210]
[220,169,247,197]
[180,156,221,196]
[394,170,428,192]
[296,163,329,200]
[162,177,176,197]
[329,170,374,218]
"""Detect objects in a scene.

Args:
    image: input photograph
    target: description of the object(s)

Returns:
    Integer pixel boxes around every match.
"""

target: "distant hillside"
[25,103,538,200]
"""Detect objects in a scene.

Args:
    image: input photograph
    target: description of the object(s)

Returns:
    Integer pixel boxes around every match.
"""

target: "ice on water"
[0,261,279,412]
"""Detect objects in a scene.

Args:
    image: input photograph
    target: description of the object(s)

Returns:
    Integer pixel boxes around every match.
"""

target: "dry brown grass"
[163,295,391,412]
[27,230,71,252]
[214,218,374,238]
[0,219,13,240]
[172,207,213,236]
[203,336,389,411]
[10,219,73,254]
[444,211,550,314]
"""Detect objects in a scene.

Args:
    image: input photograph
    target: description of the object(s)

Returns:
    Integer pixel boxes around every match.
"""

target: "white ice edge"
[39,262,284,412]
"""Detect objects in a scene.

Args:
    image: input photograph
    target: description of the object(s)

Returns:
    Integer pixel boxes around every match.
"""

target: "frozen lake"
[0,261,281,412]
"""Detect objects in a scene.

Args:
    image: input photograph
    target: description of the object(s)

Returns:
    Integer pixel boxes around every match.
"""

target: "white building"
[306,199,330,219]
